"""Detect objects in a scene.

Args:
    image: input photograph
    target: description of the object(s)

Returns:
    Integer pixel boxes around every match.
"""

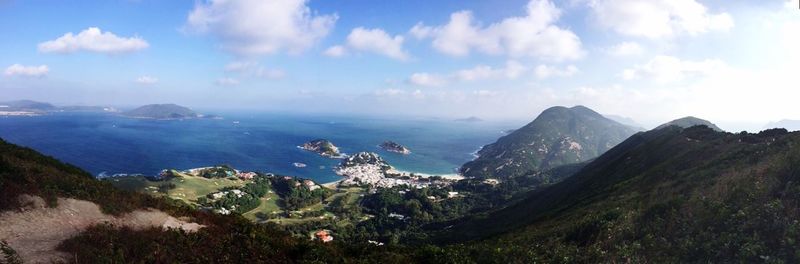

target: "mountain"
[0,100,55,112]
[439,126,800,262]
[655,116,723,131]
[604,114,645,131]
[123,104,198,119]
[765,119,800,131]
[460,106,637,178]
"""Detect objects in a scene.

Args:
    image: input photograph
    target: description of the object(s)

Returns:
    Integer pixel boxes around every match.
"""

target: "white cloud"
[323,45,347,57]
[786,0,799,9]
[607,41,644,56]
[216,77,240,86]
[186,0,337,56]
[135,76,158,85]
[4,64,49,77]
[622,55,728,83]
[409,60,531,87]
[256,68,286,79]
[410,0,584,61]
[408,73,447,87]
[588,0,734,39]
[224,61,285,79]
[374,88,406,96]
[534,64,579,79]
[456,60,527,81]
[341,27,409,60]
[38,27,148,54]
[473,90,500,97]
[224,61,258,72]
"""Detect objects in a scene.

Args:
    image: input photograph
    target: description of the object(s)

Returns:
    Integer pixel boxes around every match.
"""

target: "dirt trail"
[0,195,203,263]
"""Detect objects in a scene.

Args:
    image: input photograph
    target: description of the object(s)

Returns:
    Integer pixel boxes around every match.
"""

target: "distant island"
[379,141,410,154]
[455,116,483,122]
[0,99,118,116]
[122,104,207,120]
[299,139,344,158]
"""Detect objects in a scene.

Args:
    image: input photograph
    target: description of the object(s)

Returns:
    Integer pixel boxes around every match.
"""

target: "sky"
[0,0,798,131]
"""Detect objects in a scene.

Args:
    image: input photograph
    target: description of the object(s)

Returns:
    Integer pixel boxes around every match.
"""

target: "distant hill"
[0,100,55,112]
[765,119,800,131]
[604,114,645,131]
[123,104,198,119]
[460,106,637,178]
[655,116,723,131]
[455,116,482,122]
[440,126,800,262]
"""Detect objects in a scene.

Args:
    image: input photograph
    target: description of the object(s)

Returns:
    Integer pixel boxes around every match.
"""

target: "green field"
[242,192,281,221]
[107,173,245,205]
[109,175,368,225]
[166,174,244,203]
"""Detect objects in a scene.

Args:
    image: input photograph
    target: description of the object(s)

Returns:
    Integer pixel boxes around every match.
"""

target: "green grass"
[166,174,244,203]
[108,173,245,205]
[242,192,281,221]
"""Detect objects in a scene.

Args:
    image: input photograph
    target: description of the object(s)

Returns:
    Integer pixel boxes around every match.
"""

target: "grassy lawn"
[107,176,158,192]
[166,175,244,203]
[107,174,246,205]
[242,192,281,221]
[109,175,364,226]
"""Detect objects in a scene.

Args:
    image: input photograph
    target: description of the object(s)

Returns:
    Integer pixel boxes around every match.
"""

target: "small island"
[379,141,411,154]
[123,104,203,119]
[455,116,483,122]
[299,139,344,158]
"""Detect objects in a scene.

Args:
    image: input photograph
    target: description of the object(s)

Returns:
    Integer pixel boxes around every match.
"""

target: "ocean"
[0,112,518,183]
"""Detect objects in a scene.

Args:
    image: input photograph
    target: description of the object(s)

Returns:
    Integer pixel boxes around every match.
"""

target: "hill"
[765,119,800,131]
[123,104,199,119]
[655,116,722,131]
[0,100,55,111]
[0,138,422,263]
[439,125,800,262]
[460,106,637,178]
[299,139,343,158]
[604,114,645,131]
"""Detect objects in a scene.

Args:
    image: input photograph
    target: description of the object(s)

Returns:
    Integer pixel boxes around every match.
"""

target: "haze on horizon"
[1,0,798,131]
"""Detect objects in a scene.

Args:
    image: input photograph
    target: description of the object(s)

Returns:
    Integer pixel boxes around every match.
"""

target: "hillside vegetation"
[460,106,636,179]
[439,126,800,263]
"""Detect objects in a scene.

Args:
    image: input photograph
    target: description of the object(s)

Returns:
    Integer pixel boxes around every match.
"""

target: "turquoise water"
[0,112,517,183]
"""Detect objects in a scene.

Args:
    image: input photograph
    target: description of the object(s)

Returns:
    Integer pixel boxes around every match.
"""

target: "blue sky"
[0,0,798,131]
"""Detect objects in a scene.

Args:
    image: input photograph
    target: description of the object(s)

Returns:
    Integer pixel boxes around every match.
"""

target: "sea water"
[0,112,518,183]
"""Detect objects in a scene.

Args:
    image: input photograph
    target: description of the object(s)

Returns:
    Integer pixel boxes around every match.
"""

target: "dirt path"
[0,195,203,263]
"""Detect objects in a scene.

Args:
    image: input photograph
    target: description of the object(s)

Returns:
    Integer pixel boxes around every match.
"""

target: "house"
[304,180,320,191]
[315,230,334,243]
[483,178,500,185]
[448,192,460,198]
[388,213,405,220]
[237,172,257,180]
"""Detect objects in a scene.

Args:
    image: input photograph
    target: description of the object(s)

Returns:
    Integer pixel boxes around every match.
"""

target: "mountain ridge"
[460,105,637,178]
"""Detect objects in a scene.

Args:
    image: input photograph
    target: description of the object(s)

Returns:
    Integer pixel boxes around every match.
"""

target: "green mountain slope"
[460,106,636,178]
[440,125,800,263]
[656,116,723,131]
